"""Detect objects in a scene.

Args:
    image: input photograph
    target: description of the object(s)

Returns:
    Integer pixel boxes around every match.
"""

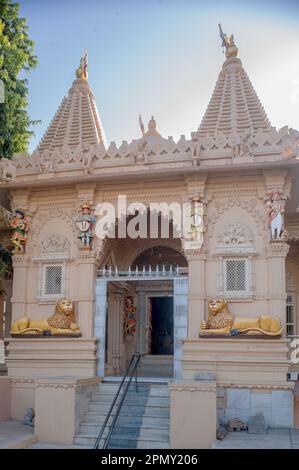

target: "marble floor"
[212,428,299,449]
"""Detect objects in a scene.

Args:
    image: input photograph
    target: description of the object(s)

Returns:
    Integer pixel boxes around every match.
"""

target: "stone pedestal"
[182,338,294,428]
[169,380,217,448]
[6,337,98,419]
[35,376,99,444]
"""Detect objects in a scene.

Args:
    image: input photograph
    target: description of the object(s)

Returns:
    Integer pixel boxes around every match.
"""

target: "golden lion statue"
[200,299,282,337]
[11,299,81,336]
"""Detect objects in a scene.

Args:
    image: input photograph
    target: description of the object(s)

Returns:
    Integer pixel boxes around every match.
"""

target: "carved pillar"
[8,189,32,323]
[267,242,289,335]
[185,250,206,338]
[109,292,124,374]
[11,255,30,321]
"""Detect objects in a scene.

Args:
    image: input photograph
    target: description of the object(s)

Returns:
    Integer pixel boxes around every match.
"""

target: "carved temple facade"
[0,36,299,446]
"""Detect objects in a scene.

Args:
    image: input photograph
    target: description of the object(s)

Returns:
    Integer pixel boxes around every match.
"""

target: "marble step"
[79,423,170,440]
[90,395,169,406]
[88,401,170,414]
[82,413,170,428]
[74,434,169,449]
[93,386,170,397]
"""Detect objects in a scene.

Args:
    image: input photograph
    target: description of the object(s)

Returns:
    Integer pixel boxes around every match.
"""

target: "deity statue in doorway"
[123,296,136,337]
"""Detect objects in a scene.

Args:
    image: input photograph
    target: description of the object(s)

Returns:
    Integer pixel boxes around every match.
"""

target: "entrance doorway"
[150,297,173,355]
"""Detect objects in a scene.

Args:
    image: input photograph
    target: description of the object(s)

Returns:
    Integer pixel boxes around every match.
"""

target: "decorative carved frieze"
[39,234,70,255]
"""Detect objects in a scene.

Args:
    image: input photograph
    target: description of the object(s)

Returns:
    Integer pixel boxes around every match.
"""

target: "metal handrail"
[93,353,142,449]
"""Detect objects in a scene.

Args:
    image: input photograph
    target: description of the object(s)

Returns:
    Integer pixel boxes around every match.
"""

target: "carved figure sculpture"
[123,296,136,336]
[0,158,16,182]
[23,408,35,426]
[75,203,96,248]
[200,299,282,337]
[265,189,286,240]
[9,209,30,252]
[11,299,81,336]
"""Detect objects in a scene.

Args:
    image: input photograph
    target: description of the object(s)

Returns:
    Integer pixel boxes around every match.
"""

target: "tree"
[0,0,38,159]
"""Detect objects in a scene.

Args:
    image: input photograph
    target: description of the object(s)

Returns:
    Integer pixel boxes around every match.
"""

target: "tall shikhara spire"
[197,27,271,137]
[37,53,106,152]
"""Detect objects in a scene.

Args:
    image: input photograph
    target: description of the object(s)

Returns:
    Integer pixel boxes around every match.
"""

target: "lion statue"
[11,299,81,336]
[200,299,282,337]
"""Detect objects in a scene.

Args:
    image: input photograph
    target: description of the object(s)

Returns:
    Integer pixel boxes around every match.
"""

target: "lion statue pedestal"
[200,299,282,338]
[11,299,81,337]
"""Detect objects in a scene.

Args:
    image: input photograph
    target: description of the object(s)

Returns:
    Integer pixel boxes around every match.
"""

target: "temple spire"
[36,53,106,152]
[218,23,238,59]
[197,29,271,137]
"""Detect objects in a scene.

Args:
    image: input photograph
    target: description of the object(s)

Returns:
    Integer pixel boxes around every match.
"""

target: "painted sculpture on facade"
[75,203,96,248]
[9,209,31,252]
[200,299,283,337]
[123,296,137,337]
[11,299,81,336]
[265,189,286,240]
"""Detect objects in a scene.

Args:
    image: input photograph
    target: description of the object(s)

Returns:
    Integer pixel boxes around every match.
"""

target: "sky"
[18,0,299,152]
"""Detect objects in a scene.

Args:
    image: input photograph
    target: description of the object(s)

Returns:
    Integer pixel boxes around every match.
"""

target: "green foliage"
[0,244,12,296]
[0,0,38,159]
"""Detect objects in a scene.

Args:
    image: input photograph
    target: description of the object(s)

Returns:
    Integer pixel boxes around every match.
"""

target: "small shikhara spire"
[36,53,106,152]
[196,26,271,137]
[218,23,238,59]
[76,51,88,80]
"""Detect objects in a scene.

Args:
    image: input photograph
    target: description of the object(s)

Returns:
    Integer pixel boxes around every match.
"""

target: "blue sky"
[18,0,299,151]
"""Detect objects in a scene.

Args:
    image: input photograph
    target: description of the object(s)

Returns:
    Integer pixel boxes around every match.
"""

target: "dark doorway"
[150,297,173,355]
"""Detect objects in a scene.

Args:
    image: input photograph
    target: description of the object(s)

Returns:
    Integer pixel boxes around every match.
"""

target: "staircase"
[74,381,170,449]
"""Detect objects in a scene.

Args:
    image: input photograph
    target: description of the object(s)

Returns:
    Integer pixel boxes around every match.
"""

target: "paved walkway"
[1,419,299,449]
[0,420,37,449]
[212,428,299,449]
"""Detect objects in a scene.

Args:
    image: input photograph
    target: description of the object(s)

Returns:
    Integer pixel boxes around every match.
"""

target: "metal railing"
[93,353,142,449]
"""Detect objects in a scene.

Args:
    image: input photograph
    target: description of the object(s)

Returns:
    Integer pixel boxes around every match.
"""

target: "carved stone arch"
[204,197,267,252]
[126,239,185,269]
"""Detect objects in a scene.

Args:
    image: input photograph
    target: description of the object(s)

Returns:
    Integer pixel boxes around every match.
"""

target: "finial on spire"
[144,116,161,137]
[76,51,88,80]
[139,114,145,136]
[218,24,238,59]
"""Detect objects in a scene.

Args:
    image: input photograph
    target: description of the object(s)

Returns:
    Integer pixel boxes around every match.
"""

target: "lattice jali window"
[220,258,252,298]
[41,264,64,298]
[225,260,247,292]
[286,293,296,337]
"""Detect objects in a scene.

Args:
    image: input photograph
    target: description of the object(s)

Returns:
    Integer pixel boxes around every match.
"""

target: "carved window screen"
[286,293,296,337]
[44,265,63,296]
[222,258,251,298]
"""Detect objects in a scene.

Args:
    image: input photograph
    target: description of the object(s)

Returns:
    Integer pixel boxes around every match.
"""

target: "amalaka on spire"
[76,51,88,80]
[219,23,238,59]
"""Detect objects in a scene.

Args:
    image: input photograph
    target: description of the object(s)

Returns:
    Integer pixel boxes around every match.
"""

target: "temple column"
[77,252,98,337]
[11,254,30,321]
[185,250,206,338]
[110,292,124,374]
[267,242,289,335]
[106,286,126,375]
